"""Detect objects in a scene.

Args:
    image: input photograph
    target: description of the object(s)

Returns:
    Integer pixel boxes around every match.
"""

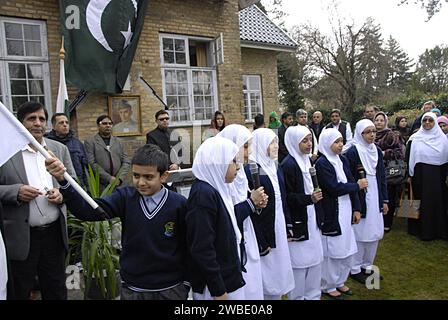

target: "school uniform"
[187,137,245,300]
[218,125,264,300]
[58,182,189,298]
[315,129,360,294]
[246,128,294,300]
[281,126,324,300]
[345,119,388,276]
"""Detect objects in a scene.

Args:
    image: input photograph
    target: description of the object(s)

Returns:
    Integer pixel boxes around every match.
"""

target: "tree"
[384,36,414,91]
[415,45,448,94]
[399,0,447,20]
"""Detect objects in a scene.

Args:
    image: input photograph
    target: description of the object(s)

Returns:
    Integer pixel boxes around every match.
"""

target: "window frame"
[0,17,52,115]
[160,33,220,127]
[243,75,263,122]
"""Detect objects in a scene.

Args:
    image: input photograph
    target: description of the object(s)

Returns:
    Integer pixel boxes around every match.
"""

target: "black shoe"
[350,272,368,284]
[322,291,344,300]
[362,268,384,280]
[337,287,353,296]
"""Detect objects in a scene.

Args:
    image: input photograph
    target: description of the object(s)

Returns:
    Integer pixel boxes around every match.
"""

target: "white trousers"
[321,255,353,293]
[0,231,7,300]
[288,263,322,300]
[351,241,379,274]
[193,286,245,300]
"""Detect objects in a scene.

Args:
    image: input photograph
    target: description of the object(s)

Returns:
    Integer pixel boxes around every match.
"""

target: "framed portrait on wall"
[108,95,142,136]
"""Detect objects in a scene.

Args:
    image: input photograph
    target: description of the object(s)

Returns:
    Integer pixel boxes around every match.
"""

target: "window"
[160,34,220,124]
[0,17,51,114]
[243,75,263,121]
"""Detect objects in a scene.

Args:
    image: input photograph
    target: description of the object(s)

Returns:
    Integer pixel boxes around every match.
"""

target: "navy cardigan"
[244,164,291,255]
[345,146,388,218]
[185,180,245,297]
[315,155,361,236]
[280,155,325,240]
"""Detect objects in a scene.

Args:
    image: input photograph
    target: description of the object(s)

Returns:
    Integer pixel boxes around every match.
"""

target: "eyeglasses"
[362,129,377,135]
[422,118,434,123]
[157,117,170,121]
[100,121,113,126]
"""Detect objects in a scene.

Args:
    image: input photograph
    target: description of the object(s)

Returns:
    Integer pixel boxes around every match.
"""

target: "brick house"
[0,0,296,161]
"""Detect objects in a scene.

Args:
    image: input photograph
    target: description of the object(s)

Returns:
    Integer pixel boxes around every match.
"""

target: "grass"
[346,218,448,300]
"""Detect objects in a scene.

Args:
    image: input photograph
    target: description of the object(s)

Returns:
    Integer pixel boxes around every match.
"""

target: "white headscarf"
[217,124,252,204]
[318,128,347,183]
[285,126,313,194]
[248,128,278,183]
[192,137,242,246]
[408,112,448,176]
[353,119,378,175]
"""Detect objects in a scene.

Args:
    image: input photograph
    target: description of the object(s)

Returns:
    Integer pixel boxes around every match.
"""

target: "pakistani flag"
[59,0,149,94]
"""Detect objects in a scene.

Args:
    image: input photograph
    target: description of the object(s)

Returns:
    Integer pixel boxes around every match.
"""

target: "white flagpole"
[0,101,99,210]
[56,36,69,114]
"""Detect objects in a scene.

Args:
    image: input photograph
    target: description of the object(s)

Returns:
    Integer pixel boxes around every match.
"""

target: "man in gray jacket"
[84,115,131,189]
[0,101,75,299]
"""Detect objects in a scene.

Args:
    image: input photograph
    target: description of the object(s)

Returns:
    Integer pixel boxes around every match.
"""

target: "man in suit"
[0,101,75,300]
[84,115,131,189]
[146,110,179,170]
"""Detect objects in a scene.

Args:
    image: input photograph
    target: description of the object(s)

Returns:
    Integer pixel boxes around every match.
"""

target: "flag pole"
[0,101,99,211]
[56,36,69,115]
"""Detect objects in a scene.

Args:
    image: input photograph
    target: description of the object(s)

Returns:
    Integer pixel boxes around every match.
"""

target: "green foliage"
[67,165,123,299]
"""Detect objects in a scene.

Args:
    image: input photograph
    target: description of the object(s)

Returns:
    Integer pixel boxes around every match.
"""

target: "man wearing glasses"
[84,115,131,189]
[146,110,180,170]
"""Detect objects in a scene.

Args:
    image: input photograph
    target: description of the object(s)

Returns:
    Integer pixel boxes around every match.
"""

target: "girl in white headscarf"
[217,124,267,300]
[315,128,366,299]
[406,112,448,240]
[281,126,323,300]
[187,137,245,300]
[245,128,294,300]
[345,119,388,284]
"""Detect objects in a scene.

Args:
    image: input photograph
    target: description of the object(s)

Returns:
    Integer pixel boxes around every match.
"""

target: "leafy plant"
[66,165,124,299]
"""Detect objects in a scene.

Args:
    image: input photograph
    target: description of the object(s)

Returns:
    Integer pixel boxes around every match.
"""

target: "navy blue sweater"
[280,155,325,240]
[345,146,388,218]
[59,182,188,290]
[185,180,245,297]
[315,155,361,236]
[244,164,291,255]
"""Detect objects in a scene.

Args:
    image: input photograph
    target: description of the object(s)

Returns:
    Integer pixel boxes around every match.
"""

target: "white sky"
[263,0,448,63]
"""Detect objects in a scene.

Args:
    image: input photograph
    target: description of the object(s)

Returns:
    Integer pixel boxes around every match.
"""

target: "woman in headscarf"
[217,124,267,300]
[315,129,365,300]
[345,119,388,285]
[186,137,245,300]
[203,111,226,140]
[393,116,410,144]
[280,126,323,300]
[374,112,405,232]
[244,128,294,300]
[437,116,448,136]
[406,112,448,240]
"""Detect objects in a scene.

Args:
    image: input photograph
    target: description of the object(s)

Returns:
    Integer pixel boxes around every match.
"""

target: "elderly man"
[0,101,75,300]
[309,111,325,141]
[46,113,88,187]
[296,109,319,161]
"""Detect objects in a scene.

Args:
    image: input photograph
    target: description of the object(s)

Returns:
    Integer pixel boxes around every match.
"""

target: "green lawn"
[347,218,448,300]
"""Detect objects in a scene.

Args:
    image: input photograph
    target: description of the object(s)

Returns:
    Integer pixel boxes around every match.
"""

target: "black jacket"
[278,124,289,163]
[280,155,325,240]
[315,155,361,236]
[146,127,180,165]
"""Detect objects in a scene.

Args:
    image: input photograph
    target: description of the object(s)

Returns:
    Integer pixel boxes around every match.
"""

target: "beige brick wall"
[241,47,281,119]
[1,0,282,160]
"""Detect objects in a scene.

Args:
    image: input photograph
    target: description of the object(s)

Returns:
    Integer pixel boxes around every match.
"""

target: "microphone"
[249,161,261,190]
[309,166,321,192]
[357,165,367,194]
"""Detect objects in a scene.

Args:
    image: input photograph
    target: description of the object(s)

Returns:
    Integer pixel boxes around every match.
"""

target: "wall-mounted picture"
[108,95,142,136]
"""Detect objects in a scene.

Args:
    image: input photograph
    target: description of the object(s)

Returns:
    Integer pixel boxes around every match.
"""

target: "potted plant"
[66,165,123,300]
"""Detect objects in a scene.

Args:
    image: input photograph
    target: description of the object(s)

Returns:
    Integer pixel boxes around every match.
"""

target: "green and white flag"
[59,0,149,94]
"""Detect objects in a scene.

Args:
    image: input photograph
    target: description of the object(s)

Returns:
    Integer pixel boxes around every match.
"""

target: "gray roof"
[239,5,298,51]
